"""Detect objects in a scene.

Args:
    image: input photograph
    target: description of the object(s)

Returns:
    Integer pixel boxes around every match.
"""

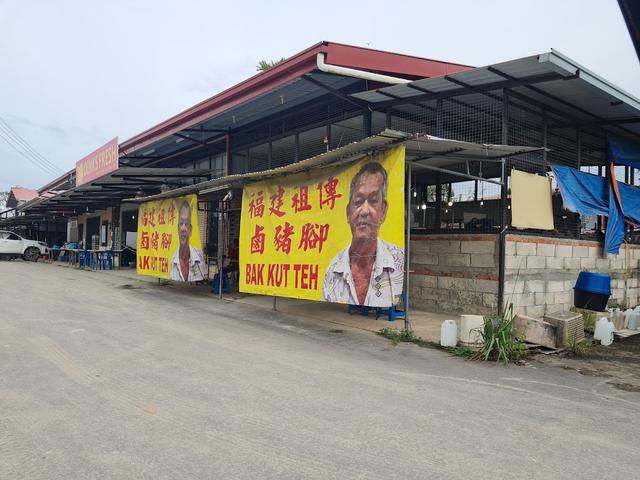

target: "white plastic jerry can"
[628,311,640,330]
[593,317,609,342]
[624,308,634,328]
[440,320,458,347]
[600,321,615,346]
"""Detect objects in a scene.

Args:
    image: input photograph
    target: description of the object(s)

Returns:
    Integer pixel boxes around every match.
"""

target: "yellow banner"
[240,145,405,307]
[136,194,207,281]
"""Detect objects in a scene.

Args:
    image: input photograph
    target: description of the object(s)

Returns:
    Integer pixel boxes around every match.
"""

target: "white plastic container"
[593,317,609,342]
[628,311,640,330]
[624,308,634,329]
[611,310,625,331]
[600,321,615,346]
[459,314,484,345]
[440,320,458,347]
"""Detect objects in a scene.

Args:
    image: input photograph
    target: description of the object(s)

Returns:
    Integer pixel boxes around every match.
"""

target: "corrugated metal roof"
[128,130,544,203]
[127,130,411,202]
[351,50,640,138]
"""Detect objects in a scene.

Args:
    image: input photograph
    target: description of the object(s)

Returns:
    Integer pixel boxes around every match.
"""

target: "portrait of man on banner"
[322,162,404,307]
[169,199,206,282]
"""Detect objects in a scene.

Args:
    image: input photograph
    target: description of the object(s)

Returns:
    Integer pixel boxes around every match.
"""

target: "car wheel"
[23,247,40,262]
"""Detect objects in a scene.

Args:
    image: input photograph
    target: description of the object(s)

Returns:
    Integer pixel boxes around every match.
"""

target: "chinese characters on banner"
[240,145,405,307]
[136,194,207,282]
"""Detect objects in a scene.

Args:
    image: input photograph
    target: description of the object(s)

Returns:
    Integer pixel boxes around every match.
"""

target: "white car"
[0,230,49,261]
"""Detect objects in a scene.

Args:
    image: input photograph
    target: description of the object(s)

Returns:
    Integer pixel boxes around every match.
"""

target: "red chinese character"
[158,208,166,225]
[317,177,342,210]
[168,204,176,225]
[273,222,294,254]
[141,209,148,227]
[269,186,286,217]
[291,185,312,213]
[161,233,172,249]
[140,231,150,250]
[151,231,159,250]
[248,191,265,218]
[298,223,330,253]
[251,225,266,254]
[148,207,156,227]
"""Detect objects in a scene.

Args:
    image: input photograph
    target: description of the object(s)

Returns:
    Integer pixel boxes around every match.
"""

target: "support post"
[498,158,507,315]
[363,109,372,137]
[434,173,442,232]
[542,110,548,168]
[498,89,509,315]
[405,160,411,331]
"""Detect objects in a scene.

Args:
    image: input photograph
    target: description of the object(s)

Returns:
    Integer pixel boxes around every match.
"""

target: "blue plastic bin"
[574,272,611,311]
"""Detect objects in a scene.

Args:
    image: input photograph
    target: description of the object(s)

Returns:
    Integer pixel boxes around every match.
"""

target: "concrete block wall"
[505,234,640,318]
[410,234,499,315]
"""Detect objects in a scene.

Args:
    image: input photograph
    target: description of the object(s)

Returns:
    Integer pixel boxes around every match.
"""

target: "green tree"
[256,58,286,72]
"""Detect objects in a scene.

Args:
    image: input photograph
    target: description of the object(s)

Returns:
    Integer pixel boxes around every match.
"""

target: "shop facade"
[12,42,640,317]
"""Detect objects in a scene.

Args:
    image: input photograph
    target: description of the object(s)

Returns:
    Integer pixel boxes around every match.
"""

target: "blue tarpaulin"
[552,165,640,254]
[608,136,640,169]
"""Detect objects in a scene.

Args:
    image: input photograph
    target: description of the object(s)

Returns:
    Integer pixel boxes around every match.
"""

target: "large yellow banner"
[137,194,207,281]
[240,145,405,307]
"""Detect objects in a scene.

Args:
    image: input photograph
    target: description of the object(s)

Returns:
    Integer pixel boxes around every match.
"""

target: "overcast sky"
[1,0,638,192]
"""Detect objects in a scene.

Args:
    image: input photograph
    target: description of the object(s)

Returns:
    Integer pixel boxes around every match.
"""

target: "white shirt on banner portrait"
[169,245,207,282]
[322,238,404,307]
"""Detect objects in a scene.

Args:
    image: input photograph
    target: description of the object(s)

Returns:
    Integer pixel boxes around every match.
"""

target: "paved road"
[1,261,638,479]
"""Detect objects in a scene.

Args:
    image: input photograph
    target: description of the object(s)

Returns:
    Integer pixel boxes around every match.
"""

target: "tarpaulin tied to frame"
[609,136,640,169]
[552,165,640,254]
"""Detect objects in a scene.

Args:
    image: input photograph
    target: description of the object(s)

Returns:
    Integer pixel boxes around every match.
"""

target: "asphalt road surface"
[1,261,639,479]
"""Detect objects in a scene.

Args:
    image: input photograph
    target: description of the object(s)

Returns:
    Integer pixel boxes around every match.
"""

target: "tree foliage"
[256,58,286,72]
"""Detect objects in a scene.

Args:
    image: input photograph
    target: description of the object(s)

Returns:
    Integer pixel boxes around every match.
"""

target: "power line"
[0,117,60,170]
[0,117,63,174]
[0,131,60,177]
[0,123,61,176]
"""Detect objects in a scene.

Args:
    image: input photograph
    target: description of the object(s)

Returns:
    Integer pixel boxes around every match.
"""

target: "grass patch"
[450,345,476,358]
[473,303,527,364]
[565,336,592,357]
[378,327,427,346]
[571,307,597,333]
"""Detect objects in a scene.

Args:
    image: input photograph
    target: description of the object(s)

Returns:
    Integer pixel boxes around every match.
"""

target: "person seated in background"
[223,239,240,281]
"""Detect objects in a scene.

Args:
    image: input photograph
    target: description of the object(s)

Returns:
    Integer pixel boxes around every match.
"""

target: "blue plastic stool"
[347,304,371,316]
[375,293,407,322]
[211,273,230,294]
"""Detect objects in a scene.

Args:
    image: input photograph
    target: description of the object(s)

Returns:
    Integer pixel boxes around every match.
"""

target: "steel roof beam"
[488,66,640,140]
[173,133,206,146]
[302,74,367,109]
[367,72,563,108]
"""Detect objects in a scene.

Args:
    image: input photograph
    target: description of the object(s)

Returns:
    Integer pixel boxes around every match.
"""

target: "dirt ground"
[531,333,640,392]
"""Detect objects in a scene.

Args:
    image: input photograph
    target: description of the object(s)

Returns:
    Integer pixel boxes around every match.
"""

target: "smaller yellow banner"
[136,194,207,281]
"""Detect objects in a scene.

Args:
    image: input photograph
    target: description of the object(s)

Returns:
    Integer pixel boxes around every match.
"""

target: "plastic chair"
[98,251,113,270]
[211,273,230,294]
[375,293,407,322]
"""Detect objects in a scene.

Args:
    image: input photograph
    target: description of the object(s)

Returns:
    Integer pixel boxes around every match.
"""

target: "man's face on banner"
[178,205,192,248]
[347,171,388,242]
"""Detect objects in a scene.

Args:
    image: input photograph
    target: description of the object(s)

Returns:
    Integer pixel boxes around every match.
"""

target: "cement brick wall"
[505,234,640,318]
[410,234,499,315]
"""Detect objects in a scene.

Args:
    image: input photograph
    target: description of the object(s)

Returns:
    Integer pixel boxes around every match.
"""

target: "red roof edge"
[120,41,474,155]
[37,169,74,194]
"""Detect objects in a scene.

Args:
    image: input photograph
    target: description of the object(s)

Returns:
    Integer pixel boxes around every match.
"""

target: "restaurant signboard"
[75,137,119,186]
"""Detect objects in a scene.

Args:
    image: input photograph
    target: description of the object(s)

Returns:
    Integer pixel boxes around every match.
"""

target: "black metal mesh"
[221,82,635,241]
